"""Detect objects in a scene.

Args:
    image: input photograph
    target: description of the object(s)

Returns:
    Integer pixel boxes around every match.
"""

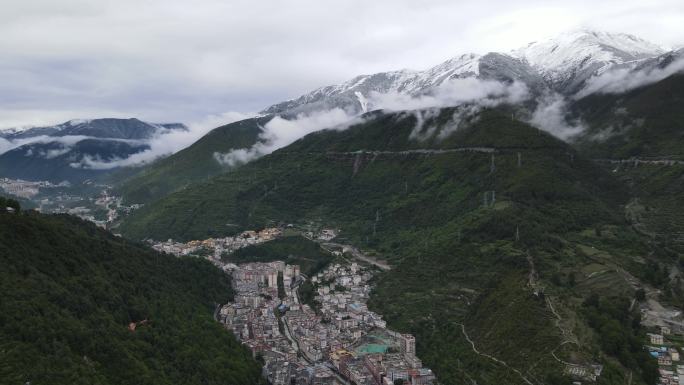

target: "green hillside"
[119,107,663,384]
[572,74,684,159]
[0,209,264,385]
[116,117,267,204]
[607,161,684,267]
[223,235,333,276]
[120,108,622,242]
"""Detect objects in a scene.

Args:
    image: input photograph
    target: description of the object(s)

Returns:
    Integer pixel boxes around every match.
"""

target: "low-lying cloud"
[530,94,586,140]
[0,135,107,156]
[214,78,532,165]
[81,112,253,169]
[0,111,253,170]
[214,108,360,167]
[577,55,684,98]
[368,78,530,112]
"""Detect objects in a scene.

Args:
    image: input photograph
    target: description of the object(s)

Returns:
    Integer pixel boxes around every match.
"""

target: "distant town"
[0,177,142,229]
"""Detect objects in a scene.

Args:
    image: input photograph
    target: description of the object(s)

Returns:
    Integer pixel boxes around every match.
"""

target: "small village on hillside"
[150,227,282,258]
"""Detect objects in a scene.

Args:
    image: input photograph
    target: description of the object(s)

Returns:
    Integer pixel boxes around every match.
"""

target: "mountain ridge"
[0,118,189,183]
[0,118,187,141]
[262,29,671,116]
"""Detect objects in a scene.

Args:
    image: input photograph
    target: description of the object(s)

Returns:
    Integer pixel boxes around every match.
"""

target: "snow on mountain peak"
[262,30,669,115]
[66,119,92,127]
[513,29,666,81]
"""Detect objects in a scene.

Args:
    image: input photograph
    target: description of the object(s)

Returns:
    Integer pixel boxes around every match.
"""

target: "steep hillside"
[120,107,660,384]
[121,108,621,242]
[116,117,266,204]
[603,161,684,265]
[572,73,684,159]
[0,209,264,385]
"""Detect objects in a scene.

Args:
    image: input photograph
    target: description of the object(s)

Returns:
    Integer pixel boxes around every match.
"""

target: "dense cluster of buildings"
[150,228,282,259]
[646,327,684,385]
[640,301,684,385]
[217,259,435,385]
[217,261,321,384]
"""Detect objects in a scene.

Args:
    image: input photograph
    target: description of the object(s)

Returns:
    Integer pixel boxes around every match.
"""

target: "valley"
[2,25,684,385]
[106,106,682,384]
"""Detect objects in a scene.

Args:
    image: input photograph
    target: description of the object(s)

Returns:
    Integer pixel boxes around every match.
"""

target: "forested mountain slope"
[572,74,684,160]
[572,73,684,263]
[116,117,266,204]
[120,107,663,384]
[0,210,264,385]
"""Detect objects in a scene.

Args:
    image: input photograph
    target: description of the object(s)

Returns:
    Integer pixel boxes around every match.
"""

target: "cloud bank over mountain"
[214,78,531,165]
[1,0,682,129]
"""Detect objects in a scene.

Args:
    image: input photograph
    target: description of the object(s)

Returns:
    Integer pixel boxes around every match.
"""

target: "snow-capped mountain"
[262,52,540,115]
[262,29,670,115]
[512,29,666,93]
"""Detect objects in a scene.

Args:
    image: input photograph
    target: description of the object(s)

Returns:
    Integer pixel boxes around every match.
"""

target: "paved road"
[282,147,498,157]
[594,158,684,166]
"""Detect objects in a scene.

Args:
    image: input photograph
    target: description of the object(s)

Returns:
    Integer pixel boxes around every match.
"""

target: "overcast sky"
[1,0,683,130]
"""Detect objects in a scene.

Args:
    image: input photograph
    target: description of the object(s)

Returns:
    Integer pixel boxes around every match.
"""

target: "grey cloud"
[67,112,252,169]
[1,0,682,129]
[529,94,586,140]
[214,109,361,167]
[367,78,530,112]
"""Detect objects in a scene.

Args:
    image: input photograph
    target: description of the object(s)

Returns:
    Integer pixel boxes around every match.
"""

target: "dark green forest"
[0,209,264,385]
